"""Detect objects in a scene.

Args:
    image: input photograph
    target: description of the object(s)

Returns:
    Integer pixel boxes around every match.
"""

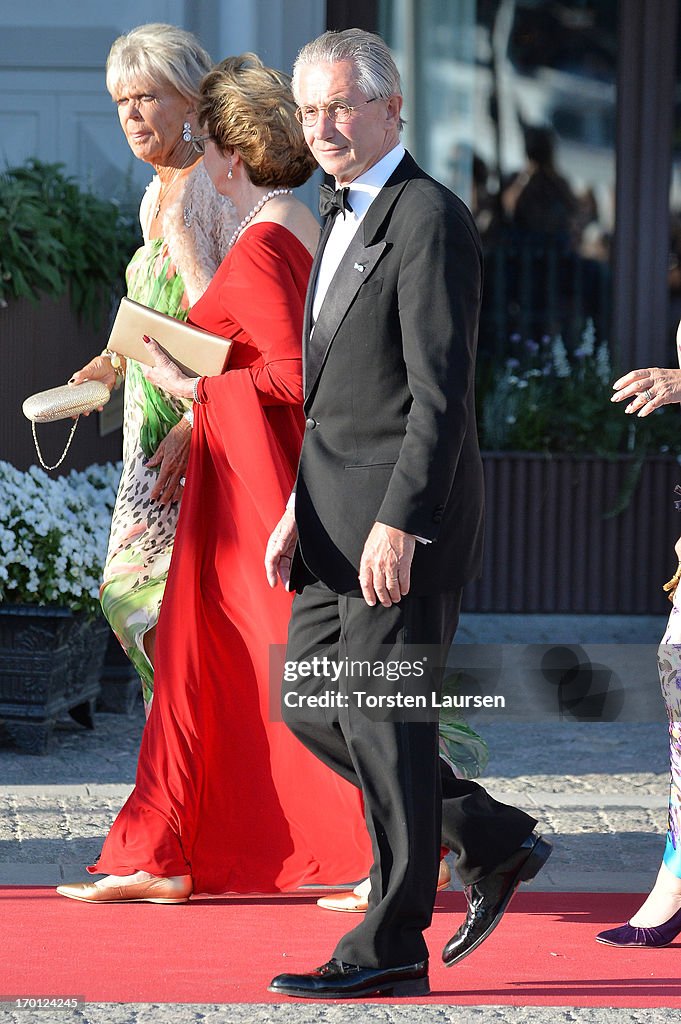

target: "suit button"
[432,510,443,523]
[305,417,318,429]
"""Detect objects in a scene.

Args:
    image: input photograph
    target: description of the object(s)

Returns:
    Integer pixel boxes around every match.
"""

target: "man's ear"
[386,93,403,127]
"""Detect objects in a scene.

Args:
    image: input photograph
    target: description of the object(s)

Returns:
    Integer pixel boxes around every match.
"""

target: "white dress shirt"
[312,143,405,321]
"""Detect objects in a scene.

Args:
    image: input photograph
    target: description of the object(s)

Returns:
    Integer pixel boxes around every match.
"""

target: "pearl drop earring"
[182,121,192,143]
[227,163,233,180]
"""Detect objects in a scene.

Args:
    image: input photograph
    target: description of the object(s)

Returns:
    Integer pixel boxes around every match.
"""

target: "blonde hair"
[198,53,317,189]
[106,23,212,102]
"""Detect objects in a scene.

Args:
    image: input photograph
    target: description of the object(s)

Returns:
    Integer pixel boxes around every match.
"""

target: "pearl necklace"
[228,189,293,248]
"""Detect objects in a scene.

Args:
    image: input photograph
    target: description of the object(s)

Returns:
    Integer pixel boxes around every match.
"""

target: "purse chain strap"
[31,417,80,471]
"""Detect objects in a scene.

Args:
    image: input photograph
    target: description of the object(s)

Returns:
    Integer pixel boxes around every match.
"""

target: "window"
[380,0,617,361]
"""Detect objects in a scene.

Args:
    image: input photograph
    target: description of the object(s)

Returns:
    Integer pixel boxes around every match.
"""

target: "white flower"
[0,460,122,614]
[595,341,612,386]
[551,335,571,378]
[580,317,596,357]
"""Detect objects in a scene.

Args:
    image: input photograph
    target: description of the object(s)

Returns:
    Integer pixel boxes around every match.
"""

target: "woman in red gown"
[57,54,370,902]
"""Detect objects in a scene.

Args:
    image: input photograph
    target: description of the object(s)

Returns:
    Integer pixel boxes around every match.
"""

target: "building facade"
[2,1,677,367]
[2,1,679,613]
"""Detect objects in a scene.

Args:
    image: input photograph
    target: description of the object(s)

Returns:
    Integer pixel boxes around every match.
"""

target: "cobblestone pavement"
[1,1003,681,1023]
[1,613,679,1022]
[0,707,672,891]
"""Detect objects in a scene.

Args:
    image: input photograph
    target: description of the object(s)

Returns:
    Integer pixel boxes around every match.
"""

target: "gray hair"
[292,29,402,105]
[106,23,212,102]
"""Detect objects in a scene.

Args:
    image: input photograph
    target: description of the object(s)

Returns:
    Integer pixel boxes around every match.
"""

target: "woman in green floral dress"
[69,25,236,709]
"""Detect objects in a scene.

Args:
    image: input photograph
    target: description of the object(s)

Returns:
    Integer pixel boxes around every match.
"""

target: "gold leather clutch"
[22,381,111,422]
[107,297,232,377]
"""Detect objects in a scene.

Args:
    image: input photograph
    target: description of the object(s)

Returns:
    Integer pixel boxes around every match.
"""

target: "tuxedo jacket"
[291,151,484,597]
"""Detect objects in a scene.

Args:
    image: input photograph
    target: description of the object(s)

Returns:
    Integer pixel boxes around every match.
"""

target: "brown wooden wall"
[463,452,681,615]
[1,295,122,474]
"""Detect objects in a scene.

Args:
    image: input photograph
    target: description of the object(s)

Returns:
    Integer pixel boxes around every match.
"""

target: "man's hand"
[359,522,416,607]
[146,418,192,505]
[265,509,298,589]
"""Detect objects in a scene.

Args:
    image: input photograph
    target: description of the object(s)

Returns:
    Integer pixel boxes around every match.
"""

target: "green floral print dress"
[100,239,191,708]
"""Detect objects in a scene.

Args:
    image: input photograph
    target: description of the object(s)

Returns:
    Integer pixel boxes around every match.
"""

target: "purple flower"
[510,333,521,344]
[574,347,586,359]
[525,339,540,354]
[506,357,520,369]
[541,334,551,346]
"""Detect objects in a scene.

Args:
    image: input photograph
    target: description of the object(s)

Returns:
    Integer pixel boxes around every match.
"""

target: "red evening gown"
[89,223,371,894]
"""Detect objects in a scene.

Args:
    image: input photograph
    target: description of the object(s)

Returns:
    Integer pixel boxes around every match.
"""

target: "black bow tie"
[319,183,353,220]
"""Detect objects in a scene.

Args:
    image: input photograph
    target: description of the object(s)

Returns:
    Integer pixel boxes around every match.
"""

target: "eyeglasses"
[190,134,215,154]
[294,97,378,126]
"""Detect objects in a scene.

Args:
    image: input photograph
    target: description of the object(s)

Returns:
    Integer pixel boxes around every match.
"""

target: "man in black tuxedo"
[265,28,551,999]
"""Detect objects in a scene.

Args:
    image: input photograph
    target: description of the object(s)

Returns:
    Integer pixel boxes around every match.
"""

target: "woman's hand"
[611,366,681,416]
[141,336,196,400]
[146,418,192,505]
[68,354,117,414]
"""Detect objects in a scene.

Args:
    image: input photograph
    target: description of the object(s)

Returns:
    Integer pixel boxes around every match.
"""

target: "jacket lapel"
[304,153,418,403]
[302,213,335,393]
[305,236,386,398]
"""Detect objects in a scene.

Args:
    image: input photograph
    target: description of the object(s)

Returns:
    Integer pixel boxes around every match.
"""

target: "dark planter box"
[97,632,141,716]
[462,452,681,614]
[0,605,109,753]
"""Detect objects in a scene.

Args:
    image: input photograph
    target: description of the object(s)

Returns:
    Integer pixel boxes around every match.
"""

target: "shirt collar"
[336,143,405,218]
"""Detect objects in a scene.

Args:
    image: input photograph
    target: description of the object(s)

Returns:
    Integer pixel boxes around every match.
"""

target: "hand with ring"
[146,418,191,505]
[611,366,681,417]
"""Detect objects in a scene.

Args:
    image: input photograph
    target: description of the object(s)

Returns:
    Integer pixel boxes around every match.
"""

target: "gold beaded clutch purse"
[22,381,111,471]
[22,381,111,423]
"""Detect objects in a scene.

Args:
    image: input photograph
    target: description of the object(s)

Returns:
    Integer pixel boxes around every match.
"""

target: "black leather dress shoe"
[442,830,552,967]
[268,957,429,999]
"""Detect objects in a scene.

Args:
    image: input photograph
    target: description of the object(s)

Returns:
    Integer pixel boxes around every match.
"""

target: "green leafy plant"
[479,319,681,458]
[0,159,140,325]
[0,461,121,617]
[439,673,490,780]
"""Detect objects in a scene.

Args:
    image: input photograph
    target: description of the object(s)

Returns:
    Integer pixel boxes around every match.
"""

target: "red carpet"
[2,888,680,1006]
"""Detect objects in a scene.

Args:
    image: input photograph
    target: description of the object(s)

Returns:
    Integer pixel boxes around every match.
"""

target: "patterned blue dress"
[658,589,681,877]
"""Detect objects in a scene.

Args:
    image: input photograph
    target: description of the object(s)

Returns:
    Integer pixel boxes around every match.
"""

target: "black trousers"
[281,580,536,968]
